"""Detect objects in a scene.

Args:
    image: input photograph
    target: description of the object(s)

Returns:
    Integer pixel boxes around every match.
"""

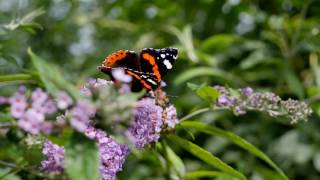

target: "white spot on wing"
[161,54,165,58]
[147,78,157,85]
[163,59,172,69]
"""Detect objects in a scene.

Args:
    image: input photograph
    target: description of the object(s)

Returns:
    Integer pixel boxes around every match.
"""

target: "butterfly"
[99,47,178,92]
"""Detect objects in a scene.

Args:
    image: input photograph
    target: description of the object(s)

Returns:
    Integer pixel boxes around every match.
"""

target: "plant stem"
[290,0,312,58]
[0,122,15,128]
[179,107,210,122]
[0,160,17,168]
[0,74,33,82]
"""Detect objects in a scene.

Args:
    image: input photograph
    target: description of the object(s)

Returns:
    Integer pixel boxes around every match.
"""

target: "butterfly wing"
[100,50,140,73]
[139,48,178,81]
[125,69,159,91]
[100,48,178,91]
[139,48,162,83]
[155,47,178,77]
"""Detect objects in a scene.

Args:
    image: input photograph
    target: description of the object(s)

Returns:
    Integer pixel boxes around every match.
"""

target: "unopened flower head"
[213,85,312,123]
[241,87,254,97]
[281,99,312,124]
[164,105,179,128]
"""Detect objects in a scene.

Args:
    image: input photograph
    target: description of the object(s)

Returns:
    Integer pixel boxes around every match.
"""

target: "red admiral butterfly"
[99,47,178,91]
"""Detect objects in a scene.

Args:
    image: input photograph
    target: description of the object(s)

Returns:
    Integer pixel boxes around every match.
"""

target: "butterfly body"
[99,47,178,91]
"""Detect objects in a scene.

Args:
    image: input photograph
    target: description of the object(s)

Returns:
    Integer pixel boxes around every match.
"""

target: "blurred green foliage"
[1,0,320,179]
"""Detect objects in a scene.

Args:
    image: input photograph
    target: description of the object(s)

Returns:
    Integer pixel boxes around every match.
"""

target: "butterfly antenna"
[166,94,179,98]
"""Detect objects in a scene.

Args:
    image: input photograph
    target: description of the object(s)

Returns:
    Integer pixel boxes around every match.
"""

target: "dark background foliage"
[1,0,320,179]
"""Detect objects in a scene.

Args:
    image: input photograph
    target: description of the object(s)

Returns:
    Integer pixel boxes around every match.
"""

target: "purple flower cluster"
[214,86,312,123]
[126,98,163,148]
[41,140,65,173]
[85,127,129,180]
[0,87,77,134]
[69,100,96,133]
[126,98,179,148]
[8,88,58,134]
[2,83,180,179]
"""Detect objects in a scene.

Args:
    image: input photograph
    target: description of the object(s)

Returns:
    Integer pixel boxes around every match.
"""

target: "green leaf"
[118,89,146,102]
[28,48,59,95]
[281,63,304,99]
[0,74,33,82]
[0,168,21,180]
[4,8,44,31]
[0,112,14,122]
[179,121,289,180]
[0,74,35,85]
[28,48,80,98]
[185,171,222,179]
[166,25,198,62]
[216,174,241,180]
[167,135,247,180]
[164,144,186,178]
[254,165,284,180]
[196,85,219,102]
[174,67,242,86]
[310,53,320,87]
[187,83,201,91]
[201,34,242,53]
[65,134,100,180]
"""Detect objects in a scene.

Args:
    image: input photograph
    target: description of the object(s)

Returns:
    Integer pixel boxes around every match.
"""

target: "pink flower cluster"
[9,88,56,134]
[0,87,74,134]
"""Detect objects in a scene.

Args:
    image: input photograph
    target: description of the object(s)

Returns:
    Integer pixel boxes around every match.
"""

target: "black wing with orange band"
[99,50,140,72]
[99,48,178,91]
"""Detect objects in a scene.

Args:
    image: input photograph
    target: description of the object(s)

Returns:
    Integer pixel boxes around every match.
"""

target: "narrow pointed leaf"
[167,135,247,180]
[185,171,222,179]
[180,121,288,180]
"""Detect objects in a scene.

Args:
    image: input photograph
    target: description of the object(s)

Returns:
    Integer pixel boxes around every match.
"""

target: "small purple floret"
[241,87,253,97]
[57,91,73,110]
[70,100,96,133]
